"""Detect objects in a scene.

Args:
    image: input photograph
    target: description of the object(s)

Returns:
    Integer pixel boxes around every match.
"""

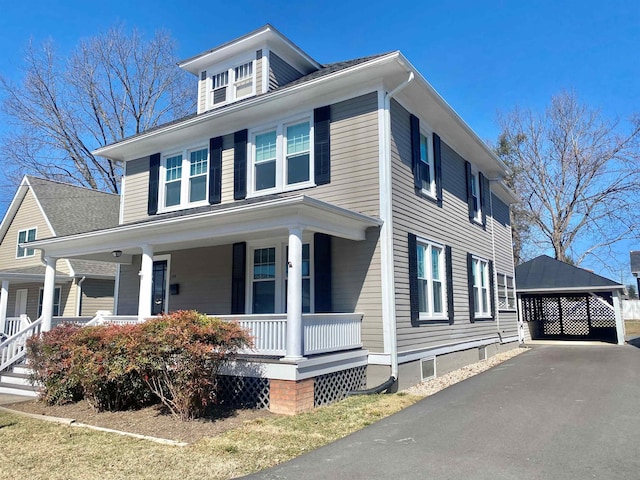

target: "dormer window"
[211,71,229,104]
[208,58,255,108]
[234,61,253,99]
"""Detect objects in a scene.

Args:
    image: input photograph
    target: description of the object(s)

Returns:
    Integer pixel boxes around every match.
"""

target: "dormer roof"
[178,24,321,76]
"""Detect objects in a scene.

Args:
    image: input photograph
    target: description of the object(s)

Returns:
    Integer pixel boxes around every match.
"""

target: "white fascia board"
[0,272,73,283]
[26,196,382,258]
[390,53,511,178]
[93,53,401,161]
[517,285,625,294]
[178,25,320,75]
[0,176,30,244]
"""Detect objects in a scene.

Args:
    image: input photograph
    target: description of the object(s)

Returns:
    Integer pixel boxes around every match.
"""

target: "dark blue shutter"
[479,172,487,226]
[314,105,331,185]
[467,253,475,322]
[234,129,248,200]
[408,233,419,325]
[314,233,332,313]
[231,242,246,314]
[410,114,421,190]
[148,153,160,215]
[446,245,454,325]
[433,132,443,207]
[465,161,474,221]
[209,136,223,204]
[489,260,496,320]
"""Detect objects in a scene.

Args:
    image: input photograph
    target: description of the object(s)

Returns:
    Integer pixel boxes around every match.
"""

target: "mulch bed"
[5,399,273,444]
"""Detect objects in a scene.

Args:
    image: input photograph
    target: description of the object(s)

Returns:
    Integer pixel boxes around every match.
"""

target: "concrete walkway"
[245,344,640,480]
[0,393,33,405]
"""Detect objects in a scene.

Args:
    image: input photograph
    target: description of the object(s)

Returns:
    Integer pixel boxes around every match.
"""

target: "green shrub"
[131,310,253,420]
[26,311,252,420]
[26,323,84,405]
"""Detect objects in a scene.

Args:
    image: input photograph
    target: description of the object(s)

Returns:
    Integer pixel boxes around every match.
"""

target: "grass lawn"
[625,320,640,336]
[0,394,419,480]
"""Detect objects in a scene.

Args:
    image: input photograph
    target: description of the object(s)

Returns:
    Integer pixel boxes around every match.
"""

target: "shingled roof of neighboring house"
[515,255,623,291]
[27,176,120,236]
[68,259,117,277]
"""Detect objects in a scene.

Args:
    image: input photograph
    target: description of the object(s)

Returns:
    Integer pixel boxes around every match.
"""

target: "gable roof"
[26,176,120,236]
[515,255,623,292]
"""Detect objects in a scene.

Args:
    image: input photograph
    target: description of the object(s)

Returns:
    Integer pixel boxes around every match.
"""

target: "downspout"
[488,180,500,341]
[76,276,86,316]
[350,72,414,395]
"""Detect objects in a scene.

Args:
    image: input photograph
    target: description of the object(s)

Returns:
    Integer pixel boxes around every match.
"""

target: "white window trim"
[158,143,210,213]
[38,285,62,317]
[497,273,516,311]
[246,236,315,314]
[472,256,491,318]
[207,54,256,109]
[419,130,436,199]
[471,170,482,224]
[16,227,37,259]
[247,114,315,197]
[416,237,448,321]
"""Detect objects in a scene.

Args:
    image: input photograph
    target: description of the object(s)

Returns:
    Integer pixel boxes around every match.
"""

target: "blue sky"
[0,0,638,280]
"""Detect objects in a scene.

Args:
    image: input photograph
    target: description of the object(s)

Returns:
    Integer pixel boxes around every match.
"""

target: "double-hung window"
[419,133,436,197]
[497,274,516,311]
[416,240,446,319]
[250,241,313,314]
[470,171,481,222]
[471,257,491,317]
[250,118,313,195]
[162,146,209,210]
[17,228,36,258]
[211,71,229,104]
[234,61,253,99]
[38,286,61,317]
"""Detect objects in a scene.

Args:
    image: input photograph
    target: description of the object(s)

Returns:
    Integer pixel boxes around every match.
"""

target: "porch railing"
[4,315,31,338]
[217,313,363,356]
[0,317,43,372]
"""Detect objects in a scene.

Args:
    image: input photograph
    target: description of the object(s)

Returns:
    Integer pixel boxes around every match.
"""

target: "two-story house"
[21,25,519,414]
[0,176,118,337]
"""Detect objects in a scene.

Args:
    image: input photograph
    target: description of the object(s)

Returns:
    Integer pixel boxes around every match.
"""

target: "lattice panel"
[314,366,367,407]
[559,297,589,335]
[541,297,562,335]
[588,296,616,328]
[217,375,270,409]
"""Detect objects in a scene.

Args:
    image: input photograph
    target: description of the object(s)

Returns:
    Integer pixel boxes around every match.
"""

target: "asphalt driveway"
[244,344,640,479]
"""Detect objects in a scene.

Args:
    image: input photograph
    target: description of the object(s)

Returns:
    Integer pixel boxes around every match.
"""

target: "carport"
[516,255,625,344]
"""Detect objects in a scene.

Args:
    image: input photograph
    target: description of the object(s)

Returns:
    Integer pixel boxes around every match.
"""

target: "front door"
[15,289,28,316]
[151,260,168,315]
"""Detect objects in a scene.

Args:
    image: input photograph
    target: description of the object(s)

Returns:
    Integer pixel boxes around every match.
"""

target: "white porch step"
[0,365,38,397]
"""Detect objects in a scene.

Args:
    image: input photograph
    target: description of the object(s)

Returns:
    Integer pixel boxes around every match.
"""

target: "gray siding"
[80,278,115,315]
[116,245,232,315]
[122,157,150,223]
[268,52,304,90]
[389,99,517,353]
[255,50,263,94]
[5,282,72,320]
[332,228,383,351]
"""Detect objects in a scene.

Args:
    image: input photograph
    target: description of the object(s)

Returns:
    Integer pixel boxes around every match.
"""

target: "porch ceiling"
[25,195,382,261]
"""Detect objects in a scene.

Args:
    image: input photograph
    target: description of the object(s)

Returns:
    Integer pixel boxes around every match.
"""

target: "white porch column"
[138,244,154,321]
[0,279,9,335]
[285,227,304,360]
[612,290,626,345]
[41,256,58,332]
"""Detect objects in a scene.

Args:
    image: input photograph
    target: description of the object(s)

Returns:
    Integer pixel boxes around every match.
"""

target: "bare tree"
[1,25,195,193]
[497,91,640,268]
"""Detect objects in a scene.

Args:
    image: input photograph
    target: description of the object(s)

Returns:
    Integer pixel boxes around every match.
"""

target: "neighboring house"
[0,176,119,336]
[20,25,519,413]
[516,255,625,344]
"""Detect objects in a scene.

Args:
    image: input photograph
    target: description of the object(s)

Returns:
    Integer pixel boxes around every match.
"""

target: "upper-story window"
[419,132,436,197]
[249,118,313,196]
[161,146,209,210]
[209,58,255,108]
[470,170,482,222]
[17,228,36,258]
